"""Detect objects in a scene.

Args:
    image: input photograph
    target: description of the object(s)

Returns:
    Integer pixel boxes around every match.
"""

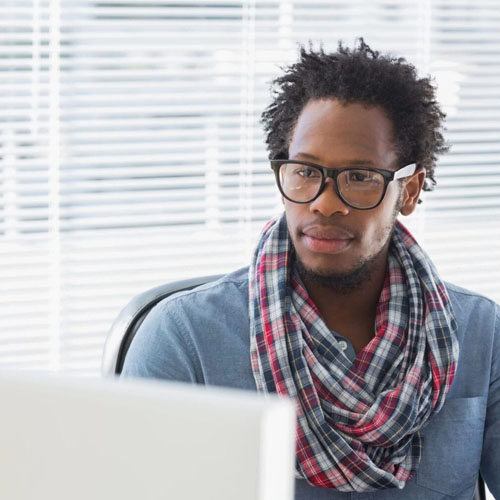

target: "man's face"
[284,98,418,288]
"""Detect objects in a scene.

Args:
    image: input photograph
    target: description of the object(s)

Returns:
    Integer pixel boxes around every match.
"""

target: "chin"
[303,260,352,278]
[300,250,357,277]
[293,248,379,293]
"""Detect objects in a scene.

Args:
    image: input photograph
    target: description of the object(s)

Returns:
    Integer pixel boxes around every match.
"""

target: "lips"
[303,225,354,240]
[301,225,354,254]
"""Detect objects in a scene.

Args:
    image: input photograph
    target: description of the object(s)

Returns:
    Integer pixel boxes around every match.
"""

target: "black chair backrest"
[475,475,487,500]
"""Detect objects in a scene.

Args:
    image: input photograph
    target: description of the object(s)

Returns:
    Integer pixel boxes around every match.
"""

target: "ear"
[399,168,426,216]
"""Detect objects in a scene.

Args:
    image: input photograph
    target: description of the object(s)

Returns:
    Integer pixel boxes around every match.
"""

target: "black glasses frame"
[270,159,418,210]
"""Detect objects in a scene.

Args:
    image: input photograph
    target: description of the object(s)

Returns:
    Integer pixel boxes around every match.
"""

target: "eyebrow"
[290,152,376,167]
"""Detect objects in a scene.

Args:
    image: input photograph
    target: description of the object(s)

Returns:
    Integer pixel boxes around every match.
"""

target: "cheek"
[359,193,401,244]
[283,203,308,248]
[283,201,301,228]
[385,181,404,210]
[373,184,402,224]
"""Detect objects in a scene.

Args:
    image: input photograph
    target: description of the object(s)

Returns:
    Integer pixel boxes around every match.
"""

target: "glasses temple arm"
[394,163,419,180]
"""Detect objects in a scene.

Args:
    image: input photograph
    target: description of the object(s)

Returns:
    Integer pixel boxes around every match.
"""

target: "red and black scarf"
[249,213,458,492]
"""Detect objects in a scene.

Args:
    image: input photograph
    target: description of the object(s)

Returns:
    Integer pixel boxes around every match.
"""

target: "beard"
[292,239,390,294]
[291,198,402,294]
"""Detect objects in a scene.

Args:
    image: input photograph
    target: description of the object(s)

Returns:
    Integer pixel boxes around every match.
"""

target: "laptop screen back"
[0,372,296,500]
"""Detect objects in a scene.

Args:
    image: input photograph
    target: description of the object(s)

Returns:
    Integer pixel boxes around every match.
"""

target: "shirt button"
[338,340,348,351]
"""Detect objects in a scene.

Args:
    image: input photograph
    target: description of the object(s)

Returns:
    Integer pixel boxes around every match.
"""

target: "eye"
[295,167,320,179]
[346,170,382,184]
[349,171,370,182]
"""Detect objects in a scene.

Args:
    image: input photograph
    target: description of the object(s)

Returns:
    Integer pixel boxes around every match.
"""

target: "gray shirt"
[123,266,500,500]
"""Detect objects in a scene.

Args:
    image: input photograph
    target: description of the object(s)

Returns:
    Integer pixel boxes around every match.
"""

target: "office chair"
[101,275,487,500]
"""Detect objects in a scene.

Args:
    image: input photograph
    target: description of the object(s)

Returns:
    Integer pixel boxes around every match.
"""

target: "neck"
[298,249,389,351]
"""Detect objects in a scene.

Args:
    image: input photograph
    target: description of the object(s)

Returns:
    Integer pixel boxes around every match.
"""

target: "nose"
[308,178,350,217]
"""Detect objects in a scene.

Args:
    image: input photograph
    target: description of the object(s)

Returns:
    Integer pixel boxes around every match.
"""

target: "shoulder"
[158,266,250,313]
[445,281,499,318]
[122,266,251,381]
[445,281,496,302]
[149,266,251,340]
[444,282,500,395]
[445,281,499,344]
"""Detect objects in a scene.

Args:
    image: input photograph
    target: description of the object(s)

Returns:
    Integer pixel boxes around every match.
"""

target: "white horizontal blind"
[0,0,60,370]
[0,0,499,378]
[56,0,257,373]
[414,1,500,305]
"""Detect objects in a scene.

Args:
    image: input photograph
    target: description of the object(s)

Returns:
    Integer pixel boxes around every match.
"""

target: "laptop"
[0,371,296,500]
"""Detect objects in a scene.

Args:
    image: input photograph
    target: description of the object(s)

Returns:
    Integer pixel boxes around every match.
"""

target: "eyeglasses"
[270,160,418,210]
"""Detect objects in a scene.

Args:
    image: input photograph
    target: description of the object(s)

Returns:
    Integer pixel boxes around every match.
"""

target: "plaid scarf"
[248,213,459,492]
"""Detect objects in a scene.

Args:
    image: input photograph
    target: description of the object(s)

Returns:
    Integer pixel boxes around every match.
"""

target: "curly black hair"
[261,39,448,190]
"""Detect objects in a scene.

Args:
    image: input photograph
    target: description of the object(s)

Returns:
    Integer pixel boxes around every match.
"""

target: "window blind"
[1,0,499,378]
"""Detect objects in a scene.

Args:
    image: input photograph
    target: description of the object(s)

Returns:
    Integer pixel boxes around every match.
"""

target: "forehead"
[288,99,398,168]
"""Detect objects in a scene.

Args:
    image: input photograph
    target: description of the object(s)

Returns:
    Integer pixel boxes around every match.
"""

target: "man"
[123,40,499,499]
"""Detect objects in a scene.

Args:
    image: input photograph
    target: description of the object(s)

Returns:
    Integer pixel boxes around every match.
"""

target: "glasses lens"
[279,162,322,202]
[338,169,385,208]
